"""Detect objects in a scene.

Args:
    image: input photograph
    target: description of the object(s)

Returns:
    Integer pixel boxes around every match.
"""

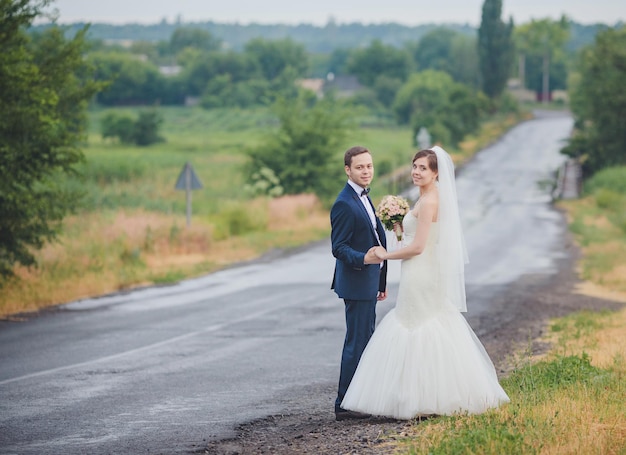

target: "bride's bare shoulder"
[413,195,438,219]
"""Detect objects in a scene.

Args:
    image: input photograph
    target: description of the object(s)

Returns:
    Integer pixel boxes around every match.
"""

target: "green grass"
[584,166,626,196]
[396,309,626,455]
[558,166,626,291]
[76,145,248,214]
[81,105,525,214]
[79,105,416,215]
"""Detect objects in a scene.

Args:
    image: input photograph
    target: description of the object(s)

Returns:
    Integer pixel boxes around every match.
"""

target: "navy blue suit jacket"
[331,183,388,300]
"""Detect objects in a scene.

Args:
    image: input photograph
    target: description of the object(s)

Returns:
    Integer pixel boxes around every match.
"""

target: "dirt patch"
[199,232,625,455]
[200,411,415,455]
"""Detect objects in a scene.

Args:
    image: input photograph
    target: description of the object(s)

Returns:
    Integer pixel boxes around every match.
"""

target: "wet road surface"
[0,111,573,455]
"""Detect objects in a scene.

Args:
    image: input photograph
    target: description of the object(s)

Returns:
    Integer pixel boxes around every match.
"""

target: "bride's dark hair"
[413,149,438,173]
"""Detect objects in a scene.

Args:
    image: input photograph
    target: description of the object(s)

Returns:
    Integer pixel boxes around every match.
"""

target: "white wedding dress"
[341,212,510,419]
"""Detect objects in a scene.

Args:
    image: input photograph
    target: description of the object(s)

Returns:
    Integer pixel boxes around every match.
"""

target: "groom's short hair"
[344,146,370,167]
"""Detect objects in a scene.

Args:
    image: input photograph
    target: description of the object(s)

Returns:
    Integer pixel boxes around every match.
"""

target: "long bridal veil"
[431,146,469,312]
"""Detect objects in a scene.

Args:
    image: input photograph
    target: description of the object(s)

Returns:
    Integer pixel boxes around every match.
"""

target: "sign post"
[174,162,203,227]
[416,127,431,150]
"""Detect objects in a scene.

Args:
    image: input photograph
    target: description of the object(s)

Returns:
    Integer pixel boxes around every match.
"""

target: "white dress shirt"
[347,180,381,246]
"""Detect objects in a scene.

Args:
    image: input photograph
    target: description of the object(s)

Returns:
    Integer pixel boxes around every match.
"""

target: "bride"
[341,146,510,419]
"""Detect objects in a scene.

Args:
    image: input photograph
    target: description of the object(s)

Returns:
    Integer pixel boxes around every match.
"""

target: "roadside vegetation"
[560,167,626,294]
[389,306,626,454]
[0,104,524,317]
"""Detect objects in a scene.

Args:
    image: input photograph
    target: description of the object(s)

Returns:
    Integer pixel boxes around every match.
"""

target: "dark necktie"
[361,187,370,197]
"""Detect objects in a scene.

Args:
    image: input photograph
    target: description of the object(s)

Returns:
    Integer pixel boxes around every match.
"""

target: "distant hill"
[32,19,617,53]
[32,20,473,53]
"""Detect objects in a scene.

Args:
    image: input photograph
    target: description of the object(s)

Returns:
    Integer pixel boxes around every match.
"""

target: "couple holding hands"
[330,145,509,421]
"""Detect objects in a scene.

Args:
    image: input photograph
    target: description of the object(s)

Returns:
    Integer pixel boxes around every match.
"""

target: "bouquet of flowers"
[376,195,410,241]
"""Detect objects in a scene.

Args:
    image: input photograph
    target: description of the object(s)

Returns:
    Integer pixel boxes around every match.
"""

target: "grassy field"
[559,166,626,294]
[1,105,413,316]
[0,105,526,317]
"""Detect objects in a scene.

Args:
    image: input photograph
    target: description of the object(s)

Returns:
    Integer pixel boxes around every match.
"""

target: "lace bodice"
[401,211,439,246]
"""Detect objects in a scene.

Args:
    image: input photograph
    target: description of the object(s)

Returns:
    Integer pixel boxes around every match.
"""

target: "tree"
[477,0,515,99]
[101,112,135,143]
[514,17,570,102]
[524,53,568,97]
[411,28,480,88]
[245,94,353,200]
[168,27,221,54]
[89,51,166,105]
[449,34,480,88]
[347,39,413,86]
[412,28,457,74]
[100,110,164,146]
[133,110,165,146]
[182,50,261,97]
[0,1,103,282]
[244,38,309,81]
[372,75,404,108]
[392,70,488,147]
[563,27,626,175]
[326,48,352,76]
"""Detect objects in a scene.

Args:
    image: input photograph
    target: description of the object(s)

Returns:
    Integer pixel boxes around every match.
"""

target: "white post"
[185,163,192,227]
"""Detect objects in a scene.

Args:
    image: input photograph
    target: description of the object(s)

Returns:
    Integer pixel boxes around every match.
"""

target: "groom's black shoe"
[335,408,371,421]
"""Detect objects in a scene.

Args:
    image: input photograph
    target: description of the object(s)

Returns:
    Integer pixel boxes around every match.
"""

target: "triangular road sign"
[175,162,203,190]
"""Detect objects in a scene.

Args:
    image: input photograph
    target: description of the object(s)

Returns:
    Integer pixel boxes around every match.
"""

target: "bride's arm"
[379,199,436,260]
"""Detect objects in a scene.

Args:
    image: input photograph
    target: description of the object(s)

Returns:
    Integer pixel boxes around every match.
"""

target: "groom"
[331,145,388,421]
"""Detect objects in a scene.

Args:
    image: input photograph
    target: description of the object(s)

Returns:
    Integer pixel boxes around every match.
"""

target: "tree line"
[33,15,613,54]
[60,2,582,151]
[76,17,594,108]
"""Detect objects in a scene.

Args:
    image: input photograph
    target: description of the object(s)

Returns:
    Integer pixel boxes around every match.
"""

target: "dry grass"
[389,305,626,455]
[558,197,626,293]
[0,194,329,318]
[550,295,626,370]
[536,309,626,455]
[268,193,327,230]
[457,112,533,162]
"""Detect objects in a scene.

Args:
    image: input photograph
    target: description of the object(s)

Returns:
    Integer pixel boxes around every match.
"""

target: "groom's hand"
[364,247,383,264]
[373,246,387,260]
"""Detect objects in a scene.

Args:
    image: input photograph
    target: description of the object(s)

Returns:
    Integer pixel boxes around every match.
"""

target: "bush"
[584,166,626,195]
[133,110,165,146]
[376,160,392,176]
[564,28,626,175]
[211,204,268,239]
[245,93,352,200]
[243,167,284,198]
[101,112,135,143]
[394,70,487,147]
[594,189,624,211]
[100,109,164,146]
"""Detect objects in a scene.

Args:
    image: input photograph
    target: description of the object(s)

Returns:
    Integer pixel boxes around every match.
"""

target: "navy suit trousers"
[335,298,377,411]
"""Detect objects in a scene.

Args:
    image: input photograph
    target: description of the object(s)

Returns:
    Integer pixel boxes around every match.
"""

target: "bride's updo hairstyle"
[413,149,438,177]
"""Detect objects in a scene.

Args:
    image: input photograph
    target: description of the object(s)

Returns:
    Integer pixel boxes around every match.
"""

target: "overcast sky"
[46,0,623,27]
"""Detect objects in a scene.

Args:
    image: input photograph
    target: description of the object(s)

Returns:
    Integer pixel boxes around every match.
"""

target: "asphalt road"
[0,111,574,455]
